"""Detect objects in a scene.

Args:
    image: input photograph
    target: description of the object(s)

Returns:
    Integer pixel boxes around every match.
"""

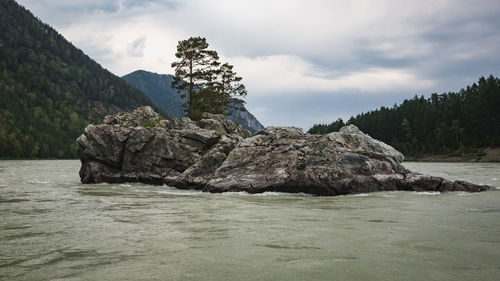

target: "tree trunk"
[189,58,193,116]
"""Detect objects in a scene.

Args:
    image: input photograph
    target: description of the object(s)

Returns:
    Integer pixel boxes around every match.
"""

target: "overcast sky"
[17,0,500,129]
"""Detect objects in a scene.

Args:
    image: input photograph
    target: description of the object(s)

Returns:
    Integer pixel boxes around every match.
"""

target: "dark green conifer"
[171,37,220,119]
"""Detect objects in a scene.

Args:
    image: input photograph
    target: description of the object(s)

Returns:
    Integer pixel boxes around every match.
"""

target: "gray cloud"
[17,0,178,26]
[127,37,147,57]
[119,0,179,10]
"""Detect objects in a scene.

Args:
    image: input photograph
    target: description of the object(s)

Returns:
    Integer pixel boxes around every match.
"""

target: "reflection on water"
[0,160,499,281]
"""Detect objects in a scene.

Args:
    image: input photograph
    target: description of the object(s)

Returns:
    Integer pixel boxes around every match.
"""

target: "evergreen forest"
[0,0,160,158]
[309,76,500,158]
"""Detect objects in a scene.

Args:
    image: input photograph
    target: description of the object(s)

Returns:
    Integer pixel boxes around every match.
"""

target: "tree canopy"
[171,37,246,120]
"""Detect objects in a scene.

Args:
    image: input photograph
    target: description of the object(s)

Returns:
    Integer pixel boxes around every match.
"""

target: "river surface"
[0,160,499,281]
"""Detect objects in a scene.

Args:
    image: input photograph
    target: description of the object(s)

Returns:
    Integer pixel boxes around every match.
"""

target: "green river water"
[0,160,499,281]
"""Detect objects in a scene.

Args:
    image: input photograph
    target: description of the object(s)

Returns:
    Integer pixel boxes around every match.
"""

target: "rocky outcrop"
[77,107,494,195]
[77,107,246,185]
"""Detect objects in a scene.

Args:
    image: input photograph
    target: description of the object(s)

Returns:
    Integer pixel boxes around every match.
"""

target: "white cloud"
[231,55,435,95]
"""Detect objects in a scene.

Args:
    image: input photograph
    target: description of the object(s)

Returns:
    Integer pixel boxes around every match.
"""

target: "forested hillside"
[0,0,160,158]
[309,76,500,157]
[122,70,185,118]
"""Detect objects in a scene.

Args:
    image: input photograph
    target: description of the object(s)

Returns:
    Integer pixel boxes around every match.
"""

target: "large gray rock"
[77,107,247,185]
[77,107,493,195]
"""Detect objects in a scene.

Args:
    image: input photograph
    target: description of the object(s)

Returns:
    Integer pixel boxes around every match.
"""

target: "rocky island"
[77,107,493,195]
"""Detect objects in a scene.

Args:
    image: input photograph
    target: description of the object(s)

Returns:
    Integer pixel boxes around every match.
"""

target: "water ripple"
[256,244,321,250]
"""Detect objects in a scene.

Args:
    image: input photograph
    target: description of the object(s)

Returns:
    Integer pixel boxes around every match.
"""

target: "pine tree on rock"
[171,37,248,119]
[217,63,247,115]
[171,37,219,119]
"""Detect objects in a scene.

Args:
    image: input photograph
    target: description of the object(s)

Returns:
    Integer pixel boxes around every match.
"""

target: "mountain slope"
[0,0,161,158]
[123,70,265,134]
[225,106,265,135]
[122,70,184,117]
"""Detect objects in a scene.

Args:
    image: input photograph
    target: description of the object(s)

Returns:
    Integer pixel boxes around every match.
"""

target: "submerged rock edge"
[77,107,494,196]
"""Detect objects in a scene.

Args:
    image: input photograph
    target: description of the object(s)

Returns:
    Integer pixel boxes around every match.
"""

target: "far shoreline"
[405,147,500,163]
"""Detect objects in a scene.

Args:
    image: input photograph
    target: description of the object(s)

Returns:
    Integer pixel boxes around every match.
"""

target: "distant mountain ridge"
[123,70,265,134]
[122,70,184,117]
[0,0,161,158]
